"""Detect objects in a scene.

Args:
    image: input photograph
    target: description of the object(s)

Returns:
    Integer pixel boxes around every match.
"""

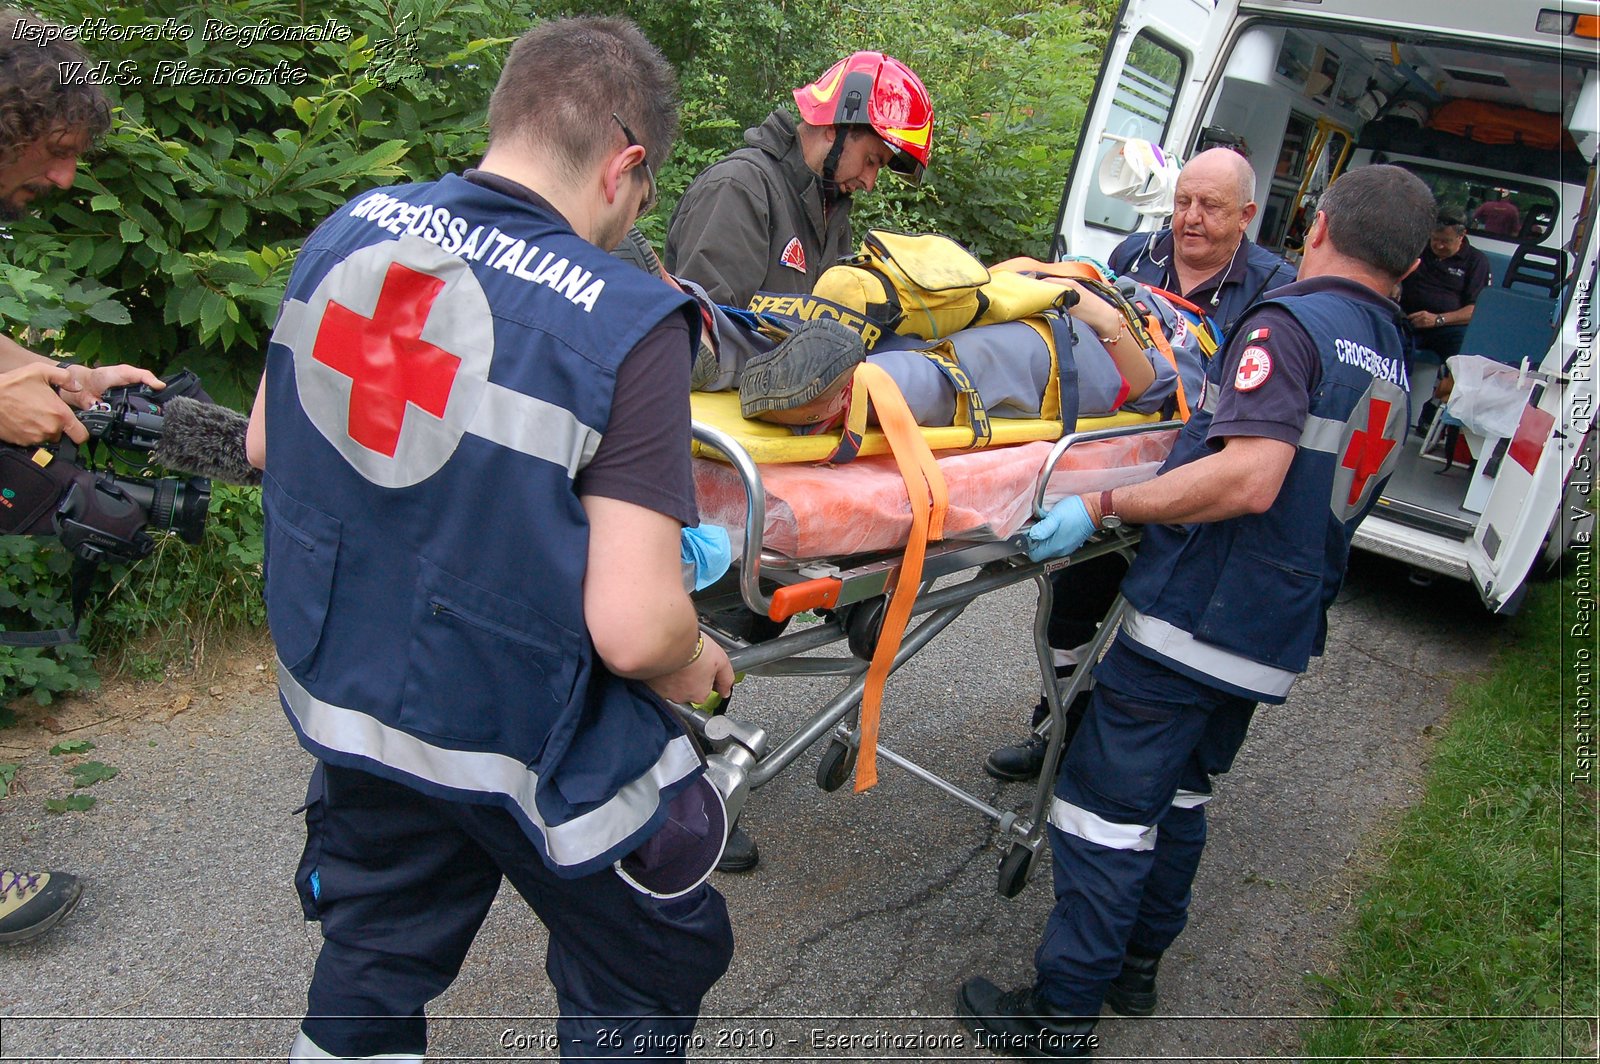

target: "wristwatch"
[1434,314,1446,327]
[1098,489,1123,531]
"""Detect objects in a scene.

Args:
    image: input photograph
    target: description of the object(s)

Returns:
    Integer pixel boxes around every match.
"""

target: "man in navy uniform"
[985,147,1298,785]
[1107,147,1297,341]
[958,164,1435,1058]
[246,17,735,1060]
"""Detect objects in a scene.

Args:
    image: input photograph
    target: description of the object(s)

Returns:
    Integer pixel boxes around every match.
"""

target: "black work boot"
[1102,947,1161,1016]
[737,319,865,418]
[984,688,1090,782]
[956,976,1096,1058]
[715,823,760,873]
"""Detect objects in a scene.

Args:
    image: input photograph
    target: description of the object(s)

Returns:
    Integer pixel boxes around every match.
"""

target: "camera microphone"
[150,396,261,487]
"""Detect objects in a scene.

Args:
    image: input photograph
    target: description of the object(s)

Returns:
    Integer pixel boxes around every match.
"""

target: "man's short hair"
[0,9,111,166]
[1316,165,1436,280]
[487,17,678,183]
[1434,207,1466,231]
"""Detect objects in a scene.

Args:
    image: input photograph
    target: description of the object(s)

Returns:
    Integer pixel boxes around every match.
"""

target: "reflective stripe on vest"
[1172,789,1212,809]
[1121,607,1298,699]
[1049,796,1157,852]
[278,659,702,869]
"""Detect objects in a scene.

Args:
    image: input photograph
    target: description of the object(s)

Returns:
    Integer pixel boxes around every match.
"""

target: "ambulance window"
[1394,163,1561,246]
[1083,33,1186,234]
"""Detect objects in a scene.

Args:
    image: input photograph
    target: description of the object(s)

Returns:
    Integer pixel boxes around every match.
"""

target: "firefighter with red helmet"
[663,51,931,874]
[665,51,933,316]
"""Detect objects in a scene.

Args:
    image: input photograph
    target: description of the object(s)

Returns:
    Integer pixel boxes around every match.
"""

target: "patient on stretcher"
[682,274,1202,433]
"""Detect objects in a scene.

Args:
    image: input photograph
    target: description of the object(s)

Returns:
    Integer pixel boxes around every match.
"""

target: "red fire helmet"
[793,51,934,183]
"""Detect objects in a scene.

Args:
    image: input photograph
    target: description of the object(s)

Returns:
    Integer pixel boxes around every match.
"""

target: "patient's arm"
[1052,279,1157,402]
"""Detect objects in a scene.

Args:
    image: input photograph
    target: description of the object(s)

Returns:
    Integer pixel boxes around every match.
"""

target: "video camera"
[0,369,212,564]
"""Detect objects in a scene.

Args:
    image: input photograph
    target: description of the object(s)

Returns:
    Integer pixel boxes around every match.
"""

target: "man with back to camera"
[958,164,1435,1057]
[0,6,164,947]
[984,146,1297,786]
[244,17,739,1059]
[659,49,933,873]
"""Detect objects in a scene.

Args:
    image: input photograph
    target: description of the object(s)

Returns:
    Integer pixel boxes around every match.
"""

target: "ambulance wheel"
[997,843,1034,899]
[816,739,855,792]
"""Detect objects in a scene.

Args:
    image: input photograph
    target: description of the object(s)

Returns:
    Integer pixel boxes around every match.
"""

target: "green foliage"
[0,762,16,798]
[66,759,118,786]
[1301,577,1597,1056]
[0,537,100,703]
[48,739,95,755]
[45,792,95,813]
[0,483,264,703]
[5,0,520,403]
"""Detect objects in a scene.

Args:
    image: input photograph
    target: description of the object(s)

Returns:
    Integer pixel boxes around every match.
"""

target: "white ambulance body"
[1053,0,1598,611]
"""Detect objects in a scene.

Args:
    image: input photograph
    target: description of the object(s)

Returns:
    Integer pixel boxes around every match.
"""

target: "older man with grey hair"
[1107,147,1297,340]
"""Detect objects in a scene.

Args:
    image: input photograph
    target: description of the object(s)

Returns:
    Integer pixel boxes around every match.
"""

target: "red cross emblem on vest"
[1340,397,1397,505]
[312,262,463,458]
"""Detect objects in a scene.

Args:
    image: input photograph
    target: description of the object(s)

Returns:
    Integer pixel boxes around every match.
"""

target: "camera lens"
[112,475,211,545]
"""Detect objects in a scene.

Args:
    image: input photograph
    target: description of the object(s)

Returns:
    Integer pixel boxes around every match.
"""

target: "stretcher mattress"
[693,430,1176,561]
[689,390,1159,465]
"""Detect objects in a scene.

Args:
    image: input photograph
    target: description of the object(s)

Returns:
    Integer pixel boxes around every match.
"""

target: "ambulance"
[1052,0,1598,611]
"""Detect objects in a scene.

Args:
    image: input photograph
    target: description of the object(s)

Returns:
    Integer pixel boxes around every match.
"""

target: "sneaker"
[1102,948,1161,1016]
[738,319,865,419]
[715,823,760,873]
[955,976,1096,1058]
[0,869,83,945]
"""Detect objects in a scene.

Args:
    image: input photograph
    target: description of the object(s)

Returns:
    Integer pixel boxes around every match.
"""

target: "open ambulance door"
[1050,0,1238,265]
[1464,261,1598,613]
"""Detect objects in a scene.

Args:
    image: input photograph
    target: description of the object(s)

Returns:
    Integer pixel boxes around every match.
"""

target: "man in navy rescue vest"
[958,164,1435,1058]
[245,17,735,1060]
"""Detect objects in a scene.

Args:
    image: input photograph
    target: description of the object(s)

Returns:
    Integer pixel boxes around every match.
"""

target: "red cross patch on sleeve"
[1234,345,1273,391]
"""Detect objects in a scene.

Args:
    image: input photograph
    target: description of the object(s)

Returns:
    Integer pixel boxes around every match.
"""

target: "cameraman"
[0,7,163,947]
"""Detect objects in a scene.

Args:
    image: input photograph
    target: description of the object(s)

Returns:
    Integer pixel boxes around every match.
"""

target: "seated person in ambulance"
[1400,208,1490,365]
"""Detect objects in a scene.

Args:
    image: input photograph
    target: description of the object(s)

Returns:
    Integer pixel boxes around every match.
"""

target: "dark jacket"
[1108,229,1298,342]
[665,110,855,309]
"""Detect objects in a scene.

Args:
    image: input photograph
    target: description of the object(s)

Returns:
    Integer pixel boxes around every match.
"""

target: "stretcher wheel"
[997,843,1034,899]
[816,739,856,792]
[845,597,888,660]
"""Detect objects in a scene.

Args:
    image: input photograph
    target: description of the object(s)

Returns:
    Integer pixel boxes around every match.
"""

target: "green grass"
[1301,568,1598,1058]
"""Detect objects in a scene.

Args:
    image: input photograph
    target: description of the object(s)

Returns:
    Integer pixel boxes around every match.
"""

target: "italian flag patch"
[1244,326,1270,345]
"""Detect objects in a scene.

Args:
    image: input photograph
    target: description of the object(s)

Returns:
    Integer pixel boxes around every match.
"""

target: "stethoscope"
[1131,228,1244,310]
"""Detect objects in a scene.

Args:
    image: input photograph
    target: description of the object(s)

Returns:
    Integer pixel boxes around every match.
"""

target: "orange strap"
[847,363,948,792]
[1140,310,1190,422]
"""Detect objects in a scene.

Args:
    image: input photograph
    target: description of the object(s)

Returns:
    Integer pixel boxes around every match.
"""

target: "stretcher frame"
[684,418,1180,897]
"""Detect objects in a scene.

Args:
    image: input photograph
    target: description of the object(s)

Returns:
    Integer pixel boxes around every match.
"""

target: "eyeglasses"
[611,113,658,217]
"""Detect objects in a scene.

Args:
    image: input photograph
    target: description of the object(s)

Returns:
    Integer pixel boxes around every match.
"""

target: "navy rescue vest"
[1117,283,1410,702]
[262,174,702,877]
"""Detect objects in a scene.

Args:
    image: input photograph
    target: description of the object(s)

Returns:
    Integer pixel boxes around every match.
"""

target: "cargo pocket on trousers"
[293,763,327,922]
[399,558,581,745]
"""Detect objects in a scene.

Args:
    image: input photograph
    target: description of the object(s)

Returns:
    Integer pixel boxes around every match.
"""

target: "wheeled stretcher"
[681,387,1180,897]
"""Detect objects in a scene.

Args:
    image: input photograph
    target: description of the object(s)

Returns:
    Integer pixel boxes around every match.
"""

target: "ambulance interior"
[1078,16,1595,561]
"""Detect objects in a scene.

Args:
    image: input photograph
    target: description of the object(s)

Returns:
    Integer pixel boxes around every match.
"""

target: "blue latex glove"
[680,523,733,591]
[1026,496,1096,562]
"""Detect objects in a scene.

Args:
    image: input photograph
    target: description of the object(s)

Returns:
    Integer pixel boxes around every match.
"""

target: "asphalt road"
[2,550,1501,1062]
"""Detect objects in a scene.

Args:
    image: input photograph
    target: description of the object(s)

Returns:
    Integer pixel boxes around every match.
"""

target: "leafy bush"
[0,483,264,703]
[0,0,1117,703]
[5,0,520,404]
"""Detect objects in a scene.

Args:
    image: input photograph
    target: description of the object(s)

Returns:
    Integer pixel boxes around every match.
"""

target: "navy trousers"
[295,763,734,1058]
[1034,640,1255,1015]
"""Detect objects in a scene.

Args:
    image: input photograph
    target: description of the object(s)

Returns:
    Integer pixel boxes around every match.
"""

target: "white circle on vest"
[286,237,495,489]
[1235,345,1273,391]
